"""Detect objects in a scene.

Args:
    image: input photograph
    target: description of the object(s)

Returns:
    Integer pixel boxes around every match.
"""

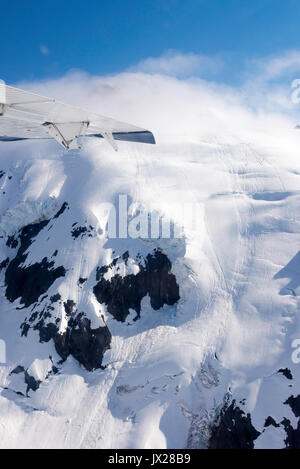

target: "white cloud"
[238,50,300,114]
[122,49,300,116]
[40,45,50,56]
[128,50,223,78]
[248,50,300,83]
[14,49,300,152]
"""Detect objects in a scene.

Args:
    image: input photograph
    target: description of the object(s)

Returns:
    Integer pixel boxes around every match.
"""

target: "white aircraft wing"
[0,82,155,150]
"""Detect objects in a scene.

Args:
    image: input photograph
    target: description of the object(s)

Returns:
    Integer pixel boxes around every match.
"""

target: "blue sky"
[2,0,300,84]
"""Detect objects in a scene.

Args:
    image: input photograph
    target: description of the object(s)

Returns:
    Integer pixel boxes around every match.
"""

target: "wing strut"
[102,131,118,151]
[43,121,89,150]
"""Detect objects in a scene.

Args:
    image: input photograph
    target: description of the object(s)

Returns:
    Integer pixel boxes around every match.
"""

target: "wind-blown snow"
[0,69,299,448]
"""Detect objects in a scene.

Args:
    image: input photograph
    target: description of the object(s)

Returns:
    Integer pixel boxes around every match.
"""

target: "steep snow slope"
[0,90,300,448]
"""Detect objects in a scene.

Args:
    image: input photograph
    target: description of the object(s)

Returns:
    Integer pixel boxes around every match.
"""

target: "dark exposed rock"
[208,400,261,449]
[71,226,87,238]
[38,322,59,343]
[122,251,129,265]
[40,294,48,302]
[6,235,18,248]
[20,322,30,337]
[71,225,94,239]
[264,416,280,428]
[1,203,122,374]
[63,300,76,317]
[6,257,66,308]
[29,311,39,322]
[53,202,69,219]
[93,249,180,322]
[284,394,300,417]
[281,417,300,449]
[24,370,41,394]
[78,277,87,285]
[10,365,25,375]
[0,170,4,179]
[0,257,9,271]
[278,368,293,380]
[53,312,111,371]
[4,220,66,307]
[96,264,109,280]
[52,365,59,375]
[50,293,61,303]
[10,366,41,395]
[24,300,56,338]
[23,293,111,371]
[19,293,111,370]
[262,413,300,449]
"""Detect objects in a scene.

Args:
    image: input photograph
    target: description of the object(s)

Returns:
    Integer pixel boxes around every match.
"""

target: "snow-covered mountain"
[0,73,300,449]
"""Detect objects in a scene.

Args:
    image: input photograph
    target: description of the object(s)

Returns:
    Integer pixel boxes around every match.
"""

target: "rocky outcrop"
[93,249,180,322]
[208,400,261,449]
[53,312,111,371]
[1,210,179,374]
[10,365,41,395]
[5,220,66,307]
[284,394,300,417]
[281,418,300,449]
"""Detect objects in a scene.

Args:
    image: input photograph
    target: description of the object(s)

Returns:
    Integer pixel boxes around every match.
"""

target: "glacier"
[0,72,299,449]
